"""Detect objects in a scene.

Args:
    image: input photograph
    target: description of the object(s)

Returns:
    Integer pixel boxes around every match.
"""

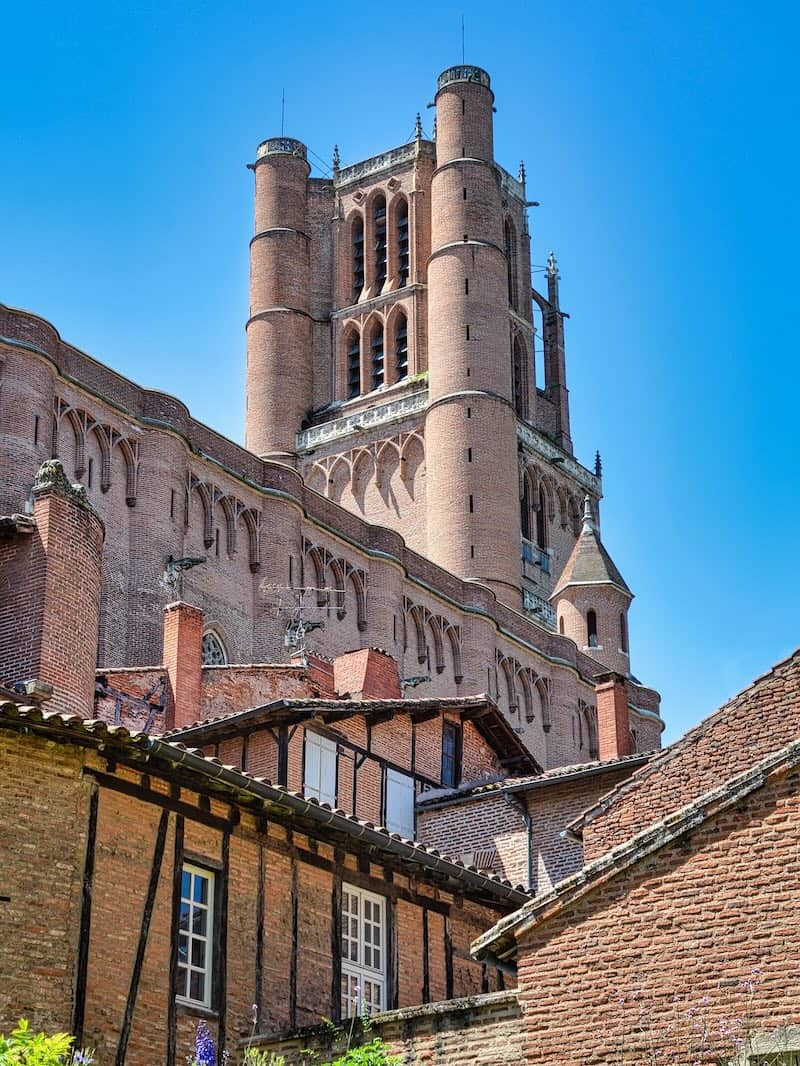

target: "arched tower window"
[374,196,387,289]
[395,313,408,380]
[520,475,532,540]
[370,323,385,390]
[201,631,227,666]
[587,609,598,648]
[559,616,565,635]
[513,335,528,420]
[504,217,519,310]
[397,200,409,287]
[620,611,629,653]
[352,215,364,302]
[535,488,548,549]
[346,331,361,400]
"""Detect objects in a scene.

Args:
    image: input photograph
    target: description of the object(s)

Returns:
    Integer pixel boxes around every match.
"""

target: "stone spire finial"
[594,450,603,478]
[518,160,526,184]
[332,144,340,175]
[582,495,594,529]
[415,112,423,140]
[547,250,559,279]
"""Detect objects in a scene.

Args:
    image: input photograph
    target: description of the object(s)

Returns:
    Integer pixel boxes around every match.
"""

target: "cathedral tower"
[424,66,523,609]
[245,138,312,461]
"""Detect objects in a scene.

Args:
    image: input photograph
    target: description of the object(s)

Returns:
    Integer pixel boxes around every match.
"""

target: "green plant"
[317,1038,399,1066]
[0,1019,93,1066]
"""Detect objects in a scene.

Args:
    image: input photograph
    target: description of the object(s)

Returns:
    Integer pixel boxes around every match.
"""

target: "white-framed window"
[304,731,337,806]
[177,863,214,1008]
[384,768,415,840]
[201,630,227,666]
[341,884,385,1018]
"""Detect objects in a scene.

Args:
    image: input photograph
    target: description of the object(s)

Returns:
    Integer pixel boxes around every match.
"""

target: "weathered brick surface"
[512,761,800,1064]
[254,990,524,1065]
[0,720,514,1065]
[581,649,800,861]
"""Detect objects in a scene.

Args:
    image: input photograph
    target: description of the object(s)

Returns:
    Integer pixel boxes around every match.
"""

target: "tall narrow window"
[536,492,548,549]
[373,196,387,289]
[513,336,527,420]
[396,200,409,287]
[587,609,598,648]
[177,864,214,1008]
[620,612,629,653]
[352,215,364,301]
[385,768,415,839]
[520,477,532,540]
[371,324,385,390]
[441,721,462,788]
[395,314,408,380]
[341,885,385,1017]
[504,217,518,309]
[346,332,360,400]
[304,731,337,806]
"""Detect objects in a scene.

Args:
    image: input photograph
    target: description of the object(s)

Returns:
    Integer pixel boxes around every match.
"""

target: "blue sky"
[2,0,798,743]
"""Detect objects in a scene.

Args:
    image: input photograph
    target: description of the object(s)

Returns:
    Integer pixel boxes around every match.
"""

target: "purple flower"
[195,1021,216,1066]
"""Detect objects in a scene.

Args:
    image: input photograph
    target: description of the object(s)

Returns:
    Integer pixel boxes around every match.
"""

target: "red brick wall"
[515,763,800,1064]
[0,724,511,1066]
[582,651,800,861]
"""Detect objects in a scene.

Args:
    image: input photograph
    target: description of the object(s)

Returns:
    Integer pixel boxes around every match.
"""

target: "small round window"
[201,631,227,666]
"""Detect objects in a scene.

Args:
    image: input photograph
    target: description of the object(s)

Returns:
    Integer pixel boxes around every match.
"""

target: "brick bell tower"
[424,66,522,609]
[245,137,312,462]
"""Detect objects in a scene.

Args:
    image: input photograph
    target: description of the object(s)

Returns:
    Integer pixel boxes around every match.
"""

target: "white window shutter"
[304,732,321,799]
[385,769,415,839]
[320,735,337,806]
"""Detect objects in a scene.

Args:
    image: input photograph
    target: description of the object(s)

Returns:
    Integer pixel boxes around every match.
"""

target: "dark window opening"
[34,415,40,446]
[504,218,519,309]
[441,721,462,788]
[467,407,471,418]
[536,494,548,549]
[470,545,475,558]
[465,278,469,295]
[346,334,360,399]
[513,337,528,420]
[559,616,565,635]
[521,478,532,540]
[374,197,387,288]
[352,216,364,301]
[395,316,408,380]
[215,529,220,557]
[463,187,467,200]
[465,325,470,340]
[87,457,93,489]
[397,201,409,287]
[587,609,598,648]
[620,612,629,653]
[371,325,385,390]
[170,489,175,519]
[469,494,474,513]
[467,447,472,462]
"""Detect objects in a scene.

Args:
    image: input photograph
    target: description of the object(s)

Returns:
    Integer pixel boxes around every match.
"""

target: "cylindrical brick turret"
[424,66,522,608]
[246,138,312,461]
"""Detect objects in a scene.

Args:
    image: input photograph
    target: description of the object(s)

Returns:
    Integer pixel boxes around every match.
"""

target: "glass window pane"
[191,939,206,968]
[193,875,208,905]
[189,969,205,1003]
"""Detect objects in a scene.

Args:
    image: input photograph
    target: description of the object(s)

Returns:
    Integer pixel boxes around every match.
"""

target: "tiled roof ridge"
[0,702,530,905]
[162,692,495,738]
[473,732,800,962]
[567,646,800,837]
[417,751,655,807]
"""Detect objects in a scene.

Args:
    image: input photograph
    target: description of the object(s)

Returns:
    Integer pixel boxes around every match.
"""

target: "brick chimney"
[291,651,336,695]
[333,649,401,700]
[163,602,204,730]
[0,460,104,718]
[595,672,633,761]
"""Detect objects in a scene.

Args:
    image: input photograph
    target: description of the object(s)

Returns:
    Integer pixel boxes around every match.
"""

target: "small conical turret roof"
[550,497,632,601]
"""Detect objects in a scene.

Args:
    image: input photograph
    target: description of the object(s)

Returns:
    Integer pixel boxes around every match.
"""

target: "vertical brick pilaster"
[595,673,632,761]
[163,602,204,730]
[0,460,105,718]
